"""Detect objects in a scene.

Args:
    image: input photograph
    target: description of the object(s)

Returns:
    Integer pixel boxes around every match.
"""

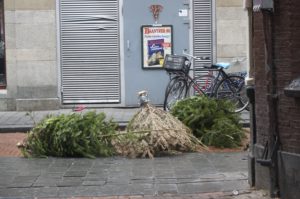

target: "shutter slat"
[193,0,213,77]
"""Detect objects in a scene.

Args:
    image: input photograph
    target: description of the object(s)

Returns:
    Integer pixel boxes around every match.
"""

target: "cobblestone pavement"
[0,149,272,199]
[0,133,272,198]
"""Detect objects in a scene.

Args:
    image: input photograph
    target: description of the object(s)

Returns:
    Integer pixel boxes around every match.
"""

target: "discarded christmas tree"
[113,91,206,158]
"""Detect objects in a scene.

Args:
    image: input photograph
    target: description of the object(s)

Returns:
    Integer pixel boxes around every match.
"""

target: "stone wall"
[3,0,58,111]
[216,0,248,73]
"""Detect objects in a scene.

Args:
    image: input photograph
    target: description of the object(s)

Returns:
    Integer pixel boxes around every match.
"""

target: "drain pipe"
[244,0,256,187]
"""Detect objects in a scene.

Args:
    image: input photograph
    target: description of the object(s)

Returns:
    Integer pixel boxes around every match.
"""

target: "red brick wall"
[253,11,269,146]
[253,0,300,153]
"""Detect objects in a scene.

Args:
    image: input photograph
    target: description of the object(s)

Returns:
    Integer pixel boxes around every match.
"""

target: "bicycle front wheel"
[163,78,188,111]
[215,75,249,113]
[188,75,216,97]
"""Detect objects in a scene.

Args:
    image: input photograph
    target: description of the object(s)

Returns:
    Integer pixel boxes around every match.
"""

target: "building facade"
[0,0,248,111]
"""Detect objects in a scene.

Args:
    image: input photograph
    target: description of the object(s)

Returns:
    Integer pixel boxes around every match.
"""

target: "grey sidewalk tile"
[155,177,177,184]
[154,169,175,178]
[0,187,34,197]
[156,184,178,195]
[33,179,59,187]
[12,175,38,182]
[72,186,109,197]
[4,113,25,125]
[130,178,155,184]
[86,171,108,178]
[106,176,130,185]
[7,182,33,188]
[58,187,82,197]
[56,177,83,187]
[129,183,155,195]
[177,181,223,194]
[132,170,154,178]
[220,179,249,192]
[99,184,130,196]
[82,180,106,186]
[47,166,70,173]
[39,172,64,178]
[0,152,249,198]
[33,187,59,198]
[64,171,87,177]
[0,112,18,124]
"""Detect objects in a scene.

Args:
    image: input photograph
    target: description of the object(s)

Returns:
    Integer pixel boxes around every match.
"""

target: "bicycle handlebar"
[182,51,210,61]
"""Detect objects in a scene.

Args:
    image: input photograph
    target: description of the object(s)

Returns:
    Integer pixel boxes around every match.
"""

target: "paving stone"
[177,182,223,194]
[156,184,178,195]
[0,152,250,198]
[130,178,155,184]
[64,170,87,177]
[58,187,83,197]
[107,176,130,185]
[40,171,64,178]
[84,176,107,181]
[0,187,34,197]
[220,179,249,192]
[56,177,83,187]
[129,183,155,195]
[33,187,59,198]
[48,166,70,172]
[99,184,130,196]
[74,185,109,197]
[12,175,38,183]
[132,169,153,178]
[33,178,61,187]
[88,170,108,176]
[155,177,177,184]
[82,180,106,186]
[7,182,33,188]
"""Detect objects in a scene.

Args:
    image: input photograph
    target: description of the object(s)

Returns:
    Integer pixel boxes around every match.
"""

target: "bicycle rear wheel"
[215,75,249,113]
[163,78,188,111]
[188,75,215,97]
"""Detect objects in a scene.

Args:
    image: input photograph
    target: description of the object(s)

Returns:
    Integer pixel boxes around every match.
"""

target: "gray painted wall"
[123,0,190,106]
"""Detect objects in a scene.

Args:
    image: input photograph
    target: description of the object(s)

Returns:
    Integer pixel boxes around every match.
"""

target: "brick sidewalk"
[0,132,26,157]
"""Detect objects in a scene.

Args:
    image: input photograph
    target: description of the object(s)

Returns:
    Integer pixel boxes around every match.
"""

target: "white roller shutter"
[60,0,120,104]
[193,0,213,77]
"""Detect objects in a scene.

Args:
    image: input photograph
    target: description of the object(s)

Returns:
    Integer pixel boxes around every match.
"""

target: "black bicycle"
[163,53,249,113]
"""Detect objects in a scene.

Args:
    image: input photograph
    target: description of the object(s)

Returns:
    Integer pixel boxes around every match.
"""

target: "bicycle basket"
[163,54,189,73]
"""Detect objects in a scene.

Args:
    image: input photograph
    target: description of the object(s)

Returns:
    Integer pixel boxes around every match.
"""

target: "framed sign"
[141,25,173,69]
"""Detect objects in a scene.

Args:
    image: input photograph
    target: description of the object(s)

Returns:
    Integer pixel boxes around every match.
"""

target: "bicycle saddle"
[208,62,231,69]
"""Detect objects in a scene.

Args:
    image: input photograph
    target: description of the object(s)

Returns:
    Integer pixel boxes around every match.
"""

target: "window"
[0,0,5,89]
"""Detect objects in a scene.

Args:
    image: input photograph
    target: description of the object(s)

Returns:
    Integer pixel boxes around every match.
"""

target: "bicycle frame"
[190,67,227,96]
[164,53,249,112]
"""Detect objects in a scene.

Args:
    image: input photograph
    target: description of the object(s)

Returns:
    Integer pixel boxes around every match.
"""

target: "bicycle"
[163,53,249,113]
